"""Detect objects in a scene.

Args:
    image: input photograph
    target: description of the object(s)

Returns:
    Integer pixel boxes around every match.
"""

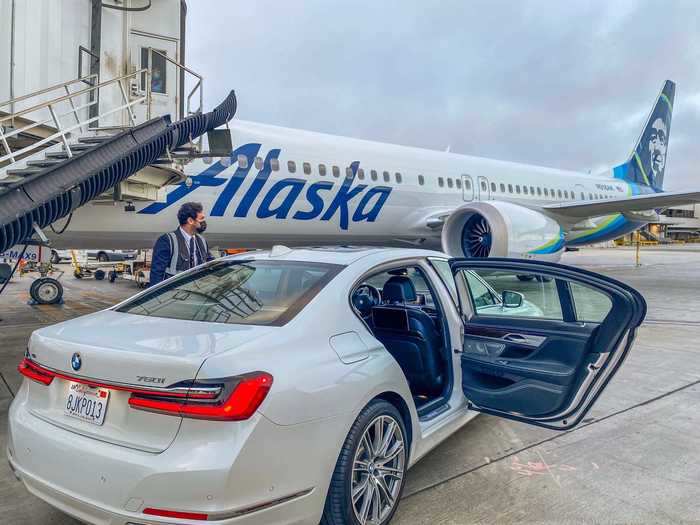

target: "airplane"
[10,79,700,263]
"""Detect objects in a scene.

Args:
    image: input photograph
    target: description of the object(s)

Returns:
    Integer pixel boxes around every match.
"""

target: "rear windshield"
[116,259,344,326]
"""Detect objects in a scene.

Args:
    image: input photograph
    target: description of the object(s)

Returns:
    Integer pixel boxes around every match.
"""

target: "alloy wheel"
[351,415,406,525]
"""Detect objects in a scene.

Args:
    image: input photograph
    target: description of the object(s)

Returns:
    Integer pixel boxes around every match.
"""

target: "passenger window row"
[236,154,616,200]
[236,154,404,184]
[488,181,615,201]
[435,177,464,189]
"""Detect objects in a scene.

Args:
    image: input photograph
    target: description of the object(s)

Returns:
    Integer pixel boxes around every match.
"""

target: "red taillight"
[143,507,208,520]
[18,358,54,385]
[129,372,273,421]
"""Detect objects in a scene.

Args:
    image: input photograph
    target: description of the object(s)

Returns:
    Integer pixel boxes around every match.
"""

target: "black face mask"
[196,220,207,234]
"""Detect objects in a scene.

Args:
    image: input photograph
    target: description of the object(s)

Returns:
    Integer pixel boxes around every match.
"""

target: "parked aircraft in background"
[44,80,700,261]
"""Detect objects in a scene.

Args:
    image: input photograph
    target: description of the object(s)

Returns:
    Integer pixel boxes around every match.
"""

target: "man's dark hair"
[177,202,203,225]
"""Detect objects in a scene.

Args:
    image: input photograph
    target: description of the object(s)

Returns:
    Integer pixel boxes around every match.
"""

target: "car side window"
[464,271,498,308]
[405,268,433,306]
[457,269,563,320]
[361,266,437,308]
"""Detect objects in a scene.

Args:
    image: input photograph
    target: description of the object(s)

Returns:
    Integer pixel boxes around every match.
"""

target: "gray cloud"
[187,0,700,189]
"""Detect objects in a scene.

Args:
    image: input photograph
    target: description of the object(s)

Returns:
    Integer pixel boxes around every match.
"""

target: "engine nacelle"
[441,201,564,260]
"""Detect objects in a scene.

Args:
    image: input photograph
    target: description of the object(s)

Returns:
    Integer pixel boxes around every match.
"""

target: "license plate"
[64,382,110,426]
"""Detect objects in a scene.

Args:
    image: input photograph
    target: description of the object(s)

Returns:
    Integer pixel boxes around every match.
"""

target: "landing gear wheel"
[94,269,106,281]
[108,271,117,283]
[321,400,407,525]
[97,252,109,263]
[30,277,63,305]
[50,250,60,265]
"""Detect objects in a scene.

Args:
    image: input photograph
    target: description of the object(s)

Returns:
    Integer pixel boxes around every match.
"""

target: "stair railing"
[0,70,146,167]
[145,47,203,121]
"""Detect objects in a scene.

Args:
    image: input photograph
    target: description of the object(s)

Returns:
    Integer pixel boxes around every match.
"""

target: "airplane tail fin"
[613,80,675,191]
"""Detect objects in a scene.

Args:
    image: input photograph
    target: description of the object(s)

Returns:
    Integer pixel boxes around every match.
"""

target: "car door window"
[463,271,498,309]
[459,269,563,320]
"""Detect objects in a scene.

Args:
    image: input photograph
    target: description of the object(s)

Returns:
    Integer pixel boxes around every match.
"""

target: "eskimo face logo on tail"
[630,81,674,190]
[139,144,392,230]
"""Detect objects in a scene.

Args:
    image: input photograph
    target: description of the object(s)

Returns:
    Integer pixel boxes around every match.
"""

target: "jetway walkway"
[0,58,237,254]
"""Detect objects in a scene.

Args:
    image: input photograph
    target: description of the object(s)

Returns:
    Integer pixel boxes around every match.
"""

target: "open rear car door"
[449,258,646,430]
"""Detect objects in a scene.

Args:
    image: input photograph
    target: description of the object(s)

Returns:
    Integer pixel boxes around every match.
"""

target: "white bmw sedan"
[8,246,645,525]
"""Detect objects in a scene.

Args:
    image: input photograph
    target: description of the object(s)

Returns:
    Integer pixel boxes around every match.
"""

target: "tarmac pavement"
[1,247,699,524]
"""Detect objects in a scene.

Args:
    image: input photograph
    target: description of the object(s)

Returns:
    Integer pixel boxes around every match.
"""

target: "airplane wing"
[542,190,700,219]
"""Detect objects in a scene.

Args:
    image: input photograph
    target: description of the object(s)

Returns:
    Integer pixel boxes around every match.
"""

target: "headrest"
[382,276,417,303]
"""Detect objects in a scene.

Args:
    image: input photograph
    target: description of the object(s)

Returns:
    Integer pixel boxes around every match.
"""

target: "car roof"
[225,245,447,266]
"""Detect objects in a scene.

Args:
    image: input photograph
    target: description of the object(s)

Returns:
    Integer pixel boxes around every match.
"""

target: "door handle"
[502,333,546,348]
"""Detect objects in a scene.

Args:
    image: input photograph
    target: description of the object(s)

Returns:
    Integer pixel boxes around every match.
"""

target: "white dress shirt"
[179,227,199,266]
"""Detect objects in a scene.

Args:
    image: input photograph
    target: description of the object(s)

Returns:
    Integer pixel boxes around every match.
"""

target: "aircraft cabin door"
[461,175,474,202]
[478,176,491,201]
[128,31,180,126]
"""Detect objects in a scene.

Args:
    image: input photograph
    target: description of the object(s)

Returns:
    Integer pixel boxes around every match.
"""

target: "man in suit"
[149,202,214,286]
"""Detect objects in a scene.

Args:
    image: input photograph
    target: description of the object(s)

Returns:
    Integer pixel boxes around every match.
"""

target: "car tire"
[321,400,408,525]
[517,275,534,282]
[97,252,109,263]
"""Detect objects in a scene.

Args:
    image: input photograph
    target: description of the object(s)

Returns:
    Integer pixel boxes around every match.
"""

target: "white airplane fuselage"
[49,120,649,257]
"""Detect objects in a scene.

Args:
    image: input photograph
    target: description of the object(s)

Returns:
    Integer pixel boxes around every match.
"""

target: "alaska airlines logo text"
[139,143,392,230]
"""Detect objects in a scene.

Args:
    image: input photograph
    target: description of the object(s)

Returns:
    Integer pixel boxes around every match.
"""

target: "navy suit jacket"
[149,231,213,286]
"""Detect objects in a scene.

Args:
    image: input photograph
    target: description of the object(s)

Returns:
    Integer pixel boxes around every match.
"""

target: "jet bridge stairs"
[0,65,236,303]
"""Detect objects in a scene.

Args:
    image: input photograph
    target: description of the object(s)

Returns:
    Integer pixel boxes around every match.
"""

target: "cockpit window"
[116,260,343,326]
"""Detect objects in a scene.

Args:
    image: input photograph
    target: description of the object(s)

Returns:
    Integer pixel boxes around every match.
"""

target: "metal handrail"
[77,46,100,85]
[0,96,147,165]
[1,98,98,142]
[0,74,98,110]
[0,70,145,124]
[0,49,206,166]
[0,69,147,164]
[146,48,203,119]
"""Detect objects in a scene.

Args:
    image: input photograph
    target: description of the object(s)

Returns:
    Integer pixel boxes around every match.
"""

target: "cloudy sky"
[187,1,700,190]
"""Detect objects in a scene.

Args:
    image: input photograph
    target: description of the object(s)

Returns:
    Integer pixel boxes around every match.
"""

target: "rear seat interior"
[352,268,448,406]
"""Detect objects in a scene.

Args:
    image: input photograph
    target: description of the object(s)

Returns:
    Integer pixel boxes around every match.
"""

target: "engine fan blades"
[461,214,492,258]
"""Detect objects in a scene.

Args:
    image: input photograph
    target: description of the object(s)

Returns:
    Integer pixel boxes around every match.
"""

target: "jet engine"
[440,201,564,260]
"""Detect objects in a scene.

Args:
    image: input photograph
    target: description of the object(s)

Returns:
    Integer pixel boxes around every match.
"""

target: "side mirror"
[501,290,523,308]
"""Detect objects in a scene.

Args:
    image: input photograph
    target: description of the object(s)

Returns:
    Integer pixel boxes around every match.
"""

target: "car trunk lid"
[24,310,274,453]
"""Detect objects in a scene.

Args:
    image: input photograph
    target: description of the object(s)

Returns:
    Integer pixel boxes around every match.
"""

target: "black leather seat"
[372,276,444,396]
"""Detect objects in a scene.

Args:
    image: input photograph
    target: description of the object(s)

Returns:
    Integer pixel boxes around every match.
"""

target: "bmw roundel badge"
[71,352,82,371]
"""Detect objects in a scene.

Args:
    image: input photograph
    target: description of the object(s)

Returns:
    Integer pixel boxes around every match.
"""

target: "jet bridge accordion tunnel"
[0,91,237,254]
